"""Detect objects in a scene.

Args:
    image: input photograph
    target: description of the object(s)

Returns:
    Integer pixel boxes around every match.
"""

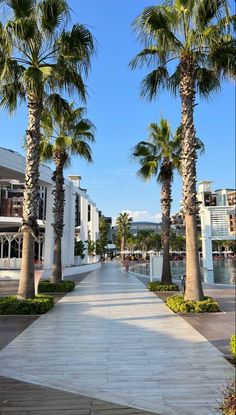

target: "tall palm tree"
[0,0,94,299]
[40,99,95,284]
[133,118,182,284]
[116,212,133,258]
[98,215,109,256]
[130,0,235,300]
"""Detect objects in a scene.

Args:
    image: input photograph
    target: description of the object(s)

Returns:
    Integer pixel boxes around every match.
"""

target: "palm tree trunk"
[161,175,172,284]
[17,93,42,300]
[121,236,125,260]
[51,158,65,284]
[180,57,204,301]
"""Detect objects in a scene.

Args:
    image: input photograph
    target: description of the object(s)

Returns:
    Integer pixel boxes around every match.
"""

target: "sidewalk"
[0,263,234,415]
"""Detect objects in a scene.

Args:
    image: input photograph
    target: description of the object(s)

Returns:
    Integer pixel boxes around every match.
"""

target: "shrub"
[230,335,236,361]
[219,382,236,415]
[74,240,86,257]
[147,281,179,292]
[0,295,54,315]
[166,295,220,313]
[38,280,75,293]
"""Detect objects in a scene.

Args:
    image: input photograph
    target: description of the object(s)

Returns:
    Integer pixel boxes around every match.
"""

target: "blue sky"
[0,0,235,223]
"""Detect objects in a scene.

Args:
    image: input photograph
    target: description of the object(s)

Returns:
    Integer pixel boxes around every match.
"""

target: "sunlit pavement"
[0,262,234,415]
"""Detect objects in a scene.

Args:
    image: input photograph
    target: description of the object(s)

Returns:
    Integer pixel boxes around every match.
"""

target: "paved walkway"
[0,263,234,415]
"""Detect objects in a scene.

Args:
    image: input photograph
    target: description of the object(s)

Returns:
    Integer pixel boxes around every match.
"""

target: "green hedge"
[0,295,54,315]
[166,295,220,313]
[38,280,75,293]
[147,281,179,292]
[230,335,236,360]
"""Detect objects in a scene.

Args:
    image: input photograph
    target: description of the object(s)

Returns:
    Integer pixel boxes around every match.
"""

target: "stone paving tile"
[0,376,157,415]
[0,263,234,415]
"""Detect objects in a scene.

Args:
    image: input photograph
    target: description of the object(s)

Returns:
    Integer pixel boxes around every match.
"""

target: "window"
[88,204,91,222]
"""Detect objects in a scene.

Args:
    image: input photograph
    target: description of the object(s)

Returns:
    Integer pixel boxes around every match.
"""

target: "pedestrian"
[123,256,130,272]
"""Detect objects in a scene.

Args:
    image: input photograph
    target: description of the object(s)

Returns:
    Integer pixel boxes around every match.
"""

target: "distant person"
[110,253,113,261]
[123,256,130,272]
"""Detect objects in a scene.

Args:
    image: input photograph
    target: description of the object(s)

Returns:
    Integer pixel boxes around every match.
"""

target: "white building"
[0,147,100,279]
[198,181,236,270]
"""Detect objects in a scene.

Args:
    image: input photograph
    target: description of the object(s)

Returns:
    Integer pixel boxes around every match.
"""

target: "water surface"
[131,259,236,285]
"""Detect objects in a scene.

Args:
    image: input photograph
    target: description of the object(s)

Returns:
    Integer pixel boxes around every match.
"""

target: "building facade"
[198,181,236,270]
[111,221,162,243]
[0,148,100,278]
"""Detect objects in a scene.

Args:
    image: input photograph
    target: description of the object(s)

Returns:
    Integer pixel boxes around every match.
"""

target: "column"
[67,182,76,266]
[62,182,70,267]
[200,208,213,270]
[43,184,54,269]
[80,195,88,263]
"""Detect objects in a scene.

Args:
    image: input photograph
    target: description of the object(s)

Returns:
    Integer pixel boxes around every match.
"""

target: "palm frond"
[195,0,230,29]
[40,0,69,34]
[22,66,44,94]
[132,141,156,158]
[208,38,236,78]
[71,139,93,163]
[44,93,71,117]
[195,66,221,98]
[137,161,158,181]
[133,5,181,49]
[6,0,36,19]
[140,66,170,100]
[5,16,37,41]
[40,139,53,161]
[0,79,25,112]
[50,62,87,101]
[129,46,166,70]
[59,24,95,74]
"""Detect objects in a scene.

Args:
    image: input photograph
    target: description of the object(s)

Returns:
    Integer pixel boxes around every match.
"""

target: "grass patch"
[0,295,54,315]
[166,295,220,313]
[38,280,75,293]
[147,281,179,292]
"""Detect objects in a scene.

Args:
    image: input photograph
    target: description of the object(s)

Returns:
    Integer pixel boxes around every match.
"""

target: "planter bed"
[0,295,54,315]
[166,294,220,313]
[147,281,179,292]
[38,280,75,293]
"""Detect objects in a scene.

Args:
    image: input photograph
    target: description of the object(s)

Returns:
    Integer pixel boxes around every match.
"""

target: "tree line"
[0,0,235,304]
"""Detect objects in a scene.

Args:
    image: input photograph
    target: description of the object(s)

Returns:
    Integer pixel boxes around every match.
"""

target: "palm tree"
[132,118,182,284]
[130,0,235,300]
[40,99,95,284]
[116,212,133,258]
[98,216,109,256]
[0,0,94,299]
[137,230,154,259]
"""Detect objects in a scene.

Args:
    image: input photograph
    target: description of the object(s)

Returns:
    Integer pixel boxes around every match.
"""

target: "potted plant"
[74,240,86,265]
[87,240,96,263]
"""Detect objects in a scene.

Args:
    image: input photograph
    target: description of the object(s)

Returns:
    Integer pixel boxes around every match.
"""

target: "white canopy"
[133,250,142,254]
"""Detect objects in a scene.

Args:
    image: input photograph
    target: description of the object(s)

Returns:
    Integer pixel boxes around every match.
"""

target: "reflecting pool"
[131,259,236,285]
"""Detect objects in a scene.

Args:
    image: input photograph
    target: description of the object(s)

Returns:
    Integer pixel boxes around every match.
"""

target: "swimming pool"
[131,259,236,285]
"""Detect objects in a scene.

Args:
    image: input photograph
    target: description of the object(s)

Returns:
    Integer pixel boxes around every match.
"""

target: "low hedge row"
[166,295,220,313]
[38,280,75,293]
[147,281,179,292]
[0,295,54,315]
[230,334,236,360]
